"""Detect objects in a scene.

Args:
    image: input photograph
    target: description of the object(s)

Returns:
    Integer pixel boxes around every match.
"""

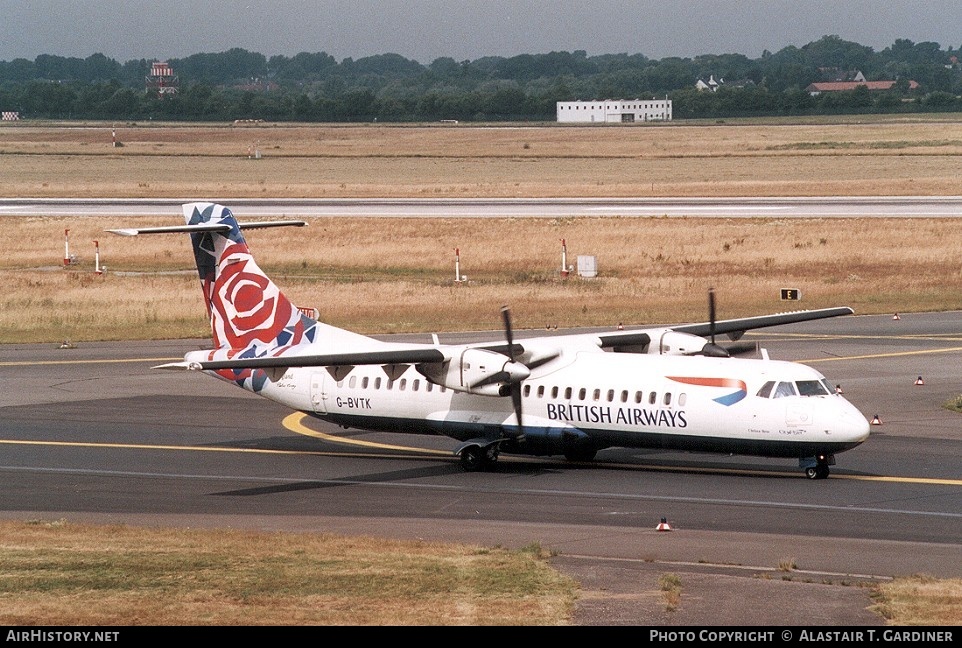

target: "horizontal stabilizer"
[152,361,197,370]
[107,220,306,237]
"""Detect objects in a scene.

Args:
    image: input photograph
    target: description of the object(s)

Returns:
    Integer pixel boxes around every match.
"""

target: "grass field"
[0,520,574,625]
[2,117,961,625]
[2,116,962,199]
[4,213,962,344]
[3,116,962,344]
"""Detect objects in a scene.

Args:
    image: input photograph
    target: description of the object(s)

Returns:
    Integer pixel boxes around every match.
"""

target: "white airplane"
[110,202,870,479]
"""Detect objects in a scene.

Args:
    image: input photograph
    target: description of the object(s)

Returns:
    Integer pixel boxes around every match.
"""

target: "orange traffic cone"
[656,517,673,532]
[835,384,843,394]
[915,376,925,386]
[893,313,901,320]
[871,414,882,425]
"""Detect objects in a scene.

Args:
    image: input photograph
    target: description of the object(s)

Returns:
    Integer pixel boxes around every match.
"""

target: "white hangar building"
[556,99,672,123]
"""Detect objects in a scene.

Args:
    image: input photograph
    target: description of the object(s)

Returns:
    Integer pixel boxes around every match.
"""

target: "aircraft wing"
[597,306,855,351]
[154,306,855,371]
[155,343,528,395]
[665,306,855,341]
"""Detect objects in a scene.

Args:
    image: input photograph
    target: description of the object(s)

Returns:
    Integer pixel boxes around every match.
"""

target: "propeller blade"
[470,370,511,389]
[501,305,524,439]
[525,350,561,370]
[500,305,516,361]
[708,287,717,345]
[510,384,523,431]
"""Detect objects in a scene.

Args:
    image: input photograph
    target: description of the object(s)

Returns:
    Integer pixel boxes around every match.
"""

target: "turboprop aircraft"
[109,202,870,479]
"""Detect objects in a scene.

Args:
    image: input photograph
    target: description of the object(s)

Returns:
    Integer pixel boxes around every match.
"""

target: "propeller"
[700,288,729,357]
[467,307,529,390]
[501,305,525,440]
[698,288,758,358]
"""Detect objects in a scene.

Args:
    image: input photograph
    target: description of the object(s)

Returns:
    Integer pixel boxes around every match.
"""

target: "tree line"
[1,35,960,121]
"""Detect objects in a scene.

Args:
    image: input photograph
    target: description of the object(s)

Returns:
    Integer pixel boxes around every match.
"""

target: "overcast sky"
[2,1,961,64]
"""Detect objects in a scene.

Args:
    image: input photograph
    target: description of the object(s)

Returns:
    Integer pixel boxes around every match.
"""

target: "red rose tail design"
[184,202,317,364]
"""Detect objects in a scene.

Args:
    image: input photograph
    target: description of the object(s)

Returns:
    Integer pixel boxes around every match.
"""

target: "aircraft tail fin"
[180,202,317,352]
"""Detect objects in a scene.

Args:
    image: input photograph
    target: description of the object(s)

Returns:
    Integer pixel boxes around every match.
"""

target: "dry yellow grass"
[4,214,961,343]
[0,519,574,626]
[1,117,962,198]
[872,575,962,626]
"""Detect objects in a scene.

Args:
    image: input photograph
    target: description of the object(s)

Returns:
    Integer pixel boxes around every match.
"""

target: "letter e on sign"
[780,288,801,301]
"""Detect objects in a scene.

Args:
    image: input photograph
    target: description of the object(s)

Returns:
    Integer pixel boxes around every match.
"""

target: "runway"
[1,311,961,583]
[2,196,962,218]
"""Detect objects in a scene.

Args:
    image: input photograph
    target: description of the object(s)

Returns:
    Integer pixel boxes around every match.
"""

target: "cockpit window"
[759,379,834,399]
[797,380,830,396]
[772,381,797,398]
[821,379,836,395]
[756,381,775,398]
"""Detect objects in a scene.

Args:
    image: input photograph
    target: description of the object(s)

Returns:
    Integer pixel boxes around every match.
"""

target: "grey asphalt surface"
[4,196,962,218]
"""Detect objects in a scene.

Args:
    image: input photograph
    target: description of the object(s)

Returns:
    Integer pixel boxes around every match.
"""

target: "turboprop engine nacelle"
[651,329,711,355]
[417,347,530,396]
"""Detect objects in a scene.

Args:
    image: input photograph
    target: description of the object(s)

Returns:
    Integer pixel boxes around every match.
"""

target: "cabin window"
[412,379,420,391]
[565,387,572,399]
[337,380,344,388]
[399,379,407,391]
[773,381,797,398]
[374,377,382,389]
[593,389,601,401]
[523,385,531,397]
[537,385,545,398]
[635,391,643,404]
[649,391,657,405]
[664,393,672,406]
[621,390,629,403]
[756,381,775,398]
[426,381,433,392]
[678,393,687,406]
[349,376,357,389]
[578,388,587,400]
[362,376,369,389]
[607,389,615,402]
[551,386,559,398]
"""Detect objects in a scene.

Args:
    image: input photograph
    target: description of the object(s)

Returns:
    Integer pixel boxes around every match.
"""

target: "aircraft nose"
[837,399,871,443]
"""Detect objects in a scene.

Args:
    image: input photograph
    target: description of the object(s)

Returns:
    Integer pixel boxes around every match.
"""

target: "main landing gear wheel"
[563,448,597,462]
[460,446,485,472]
[805,464,830,480]
[460,445,499,472]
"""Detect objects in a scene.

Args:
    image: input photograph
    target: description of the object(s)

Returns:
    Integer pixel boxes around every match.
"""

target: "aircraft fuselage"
[225,348,869,463]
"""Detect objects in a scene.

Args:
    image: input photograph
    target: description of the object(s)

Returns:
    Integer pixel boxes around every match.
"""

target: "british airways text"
[546,403,687,428]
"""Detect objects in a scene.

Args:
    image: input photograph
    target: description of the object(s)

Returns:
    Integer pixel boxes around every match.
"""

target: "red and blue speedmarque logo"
[667,376,747,406]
